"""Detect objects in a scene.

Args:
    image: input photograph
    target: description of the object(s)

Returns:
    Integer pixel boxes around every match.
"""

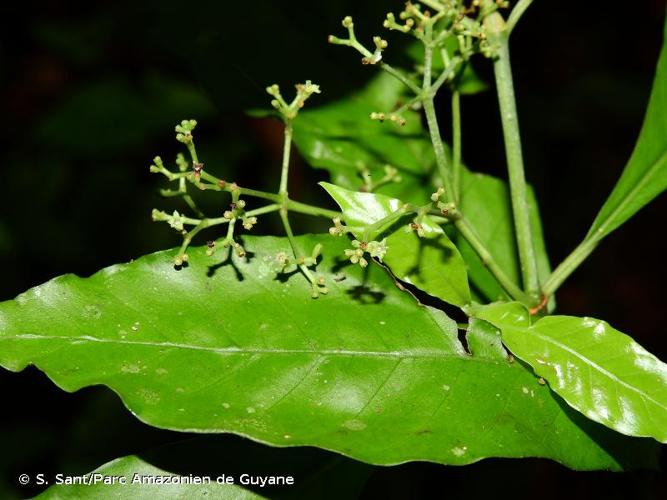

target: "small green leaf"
[320,182,471,306]
[0,235,657,469]
[466,318,508,361]
[474,302,667,443]
[588,15,667,238]
[36,455,263,499]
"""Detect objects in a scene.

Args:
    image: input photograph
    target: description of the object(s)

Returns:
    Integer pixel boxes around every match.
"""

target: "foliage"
[1,0,666,495]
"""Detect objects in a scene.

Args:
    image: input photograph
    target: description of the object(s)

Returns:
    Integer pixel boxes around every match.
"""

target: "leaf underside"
[0,235,658,470]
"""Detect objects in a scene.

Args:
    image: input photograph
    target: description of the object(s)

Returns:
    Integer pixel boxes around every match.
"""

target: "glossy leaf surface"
[0,236,657,469]
[320,182,471,306]
[474,303,667,442]
[588,16,667,238]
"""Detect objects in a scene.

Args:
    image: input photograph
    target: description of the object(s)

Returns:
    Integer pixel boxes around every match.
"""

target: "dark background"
[1,0,666,498]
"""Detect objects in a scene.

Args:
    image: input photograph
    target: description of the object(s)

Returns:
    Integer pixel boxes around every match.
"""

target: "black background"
[1,0,666,498]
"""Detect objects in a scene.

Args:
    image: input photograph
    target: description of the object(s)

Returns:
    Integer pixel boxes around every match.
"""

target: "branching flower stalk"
[151,1,541,306]
[328,0,536,306]
[150,84,340,298]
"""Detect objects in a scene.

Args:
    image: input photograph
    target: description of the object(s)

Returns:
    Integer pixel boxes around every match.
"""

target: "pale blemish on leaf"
[451,446,467,457]
[343,419,367,431]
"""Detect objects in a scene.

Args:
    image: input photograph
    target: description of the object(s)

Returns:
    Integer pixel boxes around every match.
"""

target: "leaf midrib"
[2,333,503,362]
[514,327,667,412]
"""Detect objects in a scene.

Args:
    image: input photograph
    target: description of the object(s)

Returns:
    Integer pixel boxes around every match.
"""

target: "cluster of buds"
[408,220,426,238]
[430,187,458,218]
[223,199,257,231]
[268,245,328,298]
[383,12,415,33]
[173,253,189,267]
[271,244,324,273]
[152,209,187,233]
[267,81,321,121]
[149,156,170,177]
[358,164,403,192]
[208,236,246,259]
[366,36,389,65]
[382,0,509,59]
[344,239,388,268]
[328,16,388,66]
[175,152,189,172]
[369,112,407,127]
[230,241,246,258]
[175,119,197,144]
[328,217,349,237]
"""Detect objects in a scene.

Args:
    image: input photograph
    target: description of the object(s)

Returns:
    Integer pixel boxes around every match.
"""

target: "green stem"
[178,219,211,256]
[194,170,339,219]
[279,122,293,195]
[223,218,237,245]
[451,89,462,204]
[423,99,454,201]
[422,34,455,199]
[280,208,315,283]
[363,205,412,241]
[246,204,281,218]
[506,0,534,35]
[454,217,530,303]
[544,149,667,296]
[380,63,421,95]
[487,16,540,298]
[329,33,420,94]
[286,200,340,220]
[186,142,199,165]
[541,235,600,297]
[419,29,527,305]
[431,57,461,94]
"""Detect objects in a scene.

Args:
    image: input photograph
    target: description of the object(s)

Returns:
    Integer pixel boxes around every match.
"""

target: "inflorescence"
[150,0,517,298]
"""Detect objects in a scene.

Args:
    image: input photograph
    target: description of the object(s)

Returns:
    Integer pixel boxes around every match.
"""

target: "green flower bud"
[168,210,185,231]
[367,239,388,261]
[233,242,246,258]
[242,216,258,230]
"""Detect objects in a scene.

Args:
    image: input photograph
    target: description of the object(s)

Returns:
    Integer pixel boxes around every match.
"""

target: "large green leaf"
[0,235,658,469]
[453,170,553,308]
[36,455,263,499]
[588,15,667,238]
[320,182,471,307]
[473,302,667,443]
[292,73,435,205]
